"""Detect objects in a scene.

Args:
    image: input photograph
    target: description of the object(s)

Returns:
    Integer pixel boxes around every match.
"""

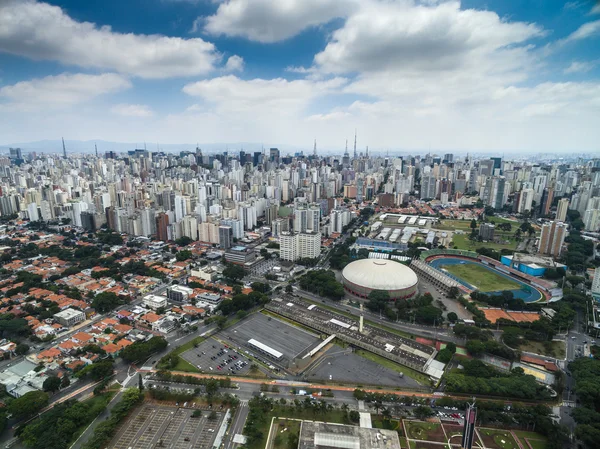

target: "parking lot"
[111,404,225,449]
[304,346,420,387]
[221,313,320,363]
[181,338,251,375]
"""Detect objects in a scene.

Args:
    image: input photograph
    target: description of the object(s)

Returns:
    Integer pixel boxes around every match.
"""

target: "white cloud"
[0,73,131,111]
[111,103,154,117]
[0,0,221,78]
[182,75,347,114]
[203,0,355,43]
[592,4,600,14]
[562,19,600,42]
[224,55,245,72]
[564,60,597,73]
[314,0,544,74]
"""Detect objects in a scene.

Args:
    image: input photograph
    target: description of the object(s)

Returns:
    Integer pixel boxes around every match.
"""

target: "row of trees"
[121,336,168,363]
[444,360,551,400]
[568,357,600,448]
[16,393,113,449]
[82,388,143,449]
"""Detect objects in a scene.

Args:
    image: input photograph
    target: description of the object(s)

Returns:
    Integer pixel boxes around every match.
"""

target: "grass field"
[451,233,519,251]
[441,262,520,292]
[272,419,301,449]
[248,409,347,449]
[479,428,520,449]
[405,422,445,442]
[518,340,566,359]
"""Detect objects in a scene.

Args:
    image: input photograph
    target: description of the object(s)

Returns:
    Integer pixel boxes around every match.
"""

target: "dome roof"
[342,259,418,291]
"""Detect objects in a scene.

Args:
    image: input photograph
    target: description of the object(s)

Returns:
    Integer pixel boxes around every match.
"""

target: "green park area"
[405,421,446,442]
[451,233,518,251]
[441,262,520,292]
[478,428,520,449]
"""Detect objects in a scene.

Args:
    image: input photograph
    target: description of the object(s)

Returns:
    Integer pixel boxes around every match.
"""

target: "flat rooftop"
[298,421,401,449]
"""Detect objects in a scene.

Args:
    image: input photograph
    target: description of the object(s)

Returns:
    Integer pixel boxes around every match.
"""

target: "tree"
[366,290,390,312]
[61,376,71,388]
[8,390,49,420]
[447,312,458,323]
[447,286,460,299]
[223,264,245,281]
[91,292,123,314]
[138,374,144,391]
[43,376,62,393]
[175,250,192,261]
[285,284,293,293]
[15,343,30,355]
[470,219,477,230]
[413,406,435,420]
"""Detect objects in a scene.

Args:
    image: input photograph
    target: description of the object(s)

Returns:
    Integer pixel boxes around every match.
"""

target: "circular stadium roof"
[342,259,418,291]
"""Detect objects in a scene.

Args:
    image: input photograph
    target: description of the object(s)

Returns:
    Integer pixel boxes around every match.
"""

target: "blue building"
[501,254,566,277]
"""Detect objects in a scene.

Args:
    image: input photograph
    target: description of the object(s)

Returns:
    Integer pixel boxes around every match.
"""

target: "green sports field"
[441,262,520,292]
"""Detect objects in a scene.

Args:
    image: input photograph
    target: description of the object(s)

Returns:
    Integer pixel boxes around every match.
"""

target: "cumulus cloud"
[111,104,154,117]
[203,0,356,43]
[0,0,221,78]
[314,0,544,74]
[224,55,245,72]
[0,73,131,111]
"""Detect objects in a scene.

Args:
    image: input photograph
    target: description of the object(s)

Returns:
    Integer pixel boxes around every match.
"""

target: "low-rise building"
[167,285,194,302]
[54,308,85,327]
[143,294,168,310]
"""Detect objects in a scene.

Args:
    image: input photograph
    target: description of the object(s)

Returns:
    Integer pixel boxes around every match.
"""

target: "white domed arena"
[341,259,418,300]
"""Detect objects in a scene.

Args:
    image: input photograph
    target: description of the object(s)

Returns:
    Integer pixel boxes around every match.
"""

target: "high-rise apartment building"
[156,212,169,242]
[538,221,567,257]
[556,198,569,222]
[280,232,321,261]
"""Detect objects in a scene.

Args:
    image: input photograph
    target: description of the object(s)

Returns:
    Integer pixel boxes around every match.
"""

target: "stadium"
[341,259,418,300]
[417,249,561,303]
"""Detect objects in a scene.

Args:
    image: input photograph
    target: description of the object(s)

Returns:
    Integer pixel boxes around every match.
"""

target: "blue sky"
[0,0,599,153]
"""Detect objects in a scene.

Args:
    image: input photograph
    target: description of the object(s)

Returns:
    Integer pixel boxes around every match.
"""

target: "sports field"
[441,262,520,292]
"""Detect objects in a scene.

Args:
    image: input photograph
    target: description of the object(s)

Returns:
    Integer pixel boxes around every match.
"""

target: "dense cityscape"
[0,144,596,449]
[2,1,600,449]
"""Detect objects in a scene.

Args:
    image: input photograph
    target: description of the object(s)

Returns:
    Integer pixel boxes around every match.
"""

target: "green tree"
[223,264,245,281]
[413,406,435,420]
[366,290,390,312]
[175,250,193,261]
[15,343,30,355]
[447,312,458,323]
[8,390,49,420]
[91,292,123,314]
[43,376,62,393]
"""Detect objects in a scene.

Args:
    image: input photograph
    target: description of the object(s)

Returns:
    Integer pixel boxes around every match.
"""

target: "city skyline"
[1,0,600,151]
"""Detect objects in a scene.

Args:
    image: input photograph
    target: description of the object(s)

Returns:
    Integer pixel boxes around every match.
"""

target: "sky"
[0,0,599,153]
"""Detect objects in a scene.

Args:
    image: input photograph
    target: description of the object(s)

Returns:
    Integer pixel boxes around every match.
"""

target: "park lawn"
[405,421,445,441]
[372,418,402,433]
[272,419,301,449]
[356,349,431,386]
[451,233,518,252]
[518,340,565,359]
[479,428,520,449]
[441,262,520,292]
[173,356,201,373]
[526,440,548,449]
[247,408,347,449]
